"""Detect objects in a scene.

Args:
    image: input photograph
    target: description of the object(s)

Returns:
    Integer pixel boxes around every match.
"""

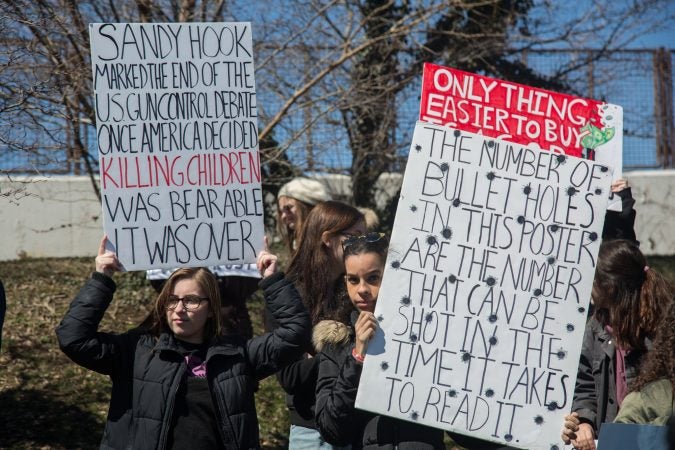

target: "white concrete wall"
[625,170,675,255]
[1,171,673,261]
[0,176,102,260]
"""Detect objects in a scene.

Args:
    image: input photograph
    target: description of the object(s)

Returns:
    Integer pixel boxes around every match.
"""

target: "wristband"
[351,347,365,363]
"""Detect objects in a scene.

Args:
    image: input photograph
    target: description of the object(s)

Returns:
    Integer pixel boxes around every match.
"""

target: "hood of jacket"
[312,319,352,352]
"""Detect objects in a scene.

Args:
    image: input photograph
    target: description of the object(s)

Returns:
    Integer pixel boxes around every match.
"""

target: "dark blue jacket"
[56,271,310,450]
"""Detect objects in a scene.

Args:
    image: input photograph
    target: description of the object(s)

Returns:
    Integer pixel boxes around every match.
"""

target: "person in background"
[147,265,260,339]
[314,232,445,449]
[267,201,365,449]
[57,236,310,449]
[602,178,637,243]
[356,207,380,231]
[561,239,673,450]
[277,177,332,253]
[612,300,675,425]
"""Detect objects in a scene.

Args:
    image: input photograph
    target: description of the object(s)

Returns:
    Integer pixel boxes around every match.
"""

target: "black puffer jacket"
[571,317,648,436]
[313,316,444,449]
[56,271,310,450]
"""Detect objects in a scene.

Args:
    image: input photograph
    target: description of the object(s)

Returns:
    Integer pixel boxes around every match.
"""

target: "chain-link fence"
[1,49,672,174]
[295,49,675,173]
[521,48,674,169]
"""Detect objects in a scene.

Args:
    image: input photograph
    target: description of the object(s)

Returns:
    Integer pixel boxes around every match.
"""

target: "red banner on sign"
[419,63,619,159]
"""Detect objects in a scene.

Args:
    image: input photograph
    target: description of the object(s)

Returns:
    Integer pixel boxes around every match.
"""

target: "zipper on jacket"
[158,356,186,450]
[206,350,239,449]
[210,383,238,449]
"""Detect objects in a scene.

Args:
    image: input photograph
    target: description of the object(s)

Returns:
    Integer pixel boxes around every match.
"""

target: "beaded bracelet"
[351,347,365,363]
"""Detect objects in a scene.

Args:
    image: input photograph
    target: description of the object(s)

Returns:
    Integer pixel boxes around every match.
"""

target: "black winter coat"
[264,306,322,429]
[571,317,647,436]
[56,271,310,450]
[313,317,445,449]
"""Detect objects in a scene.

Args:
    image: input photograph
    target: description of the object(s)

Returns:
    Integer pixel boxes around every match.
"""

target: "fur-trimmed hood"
[312,320,352,353]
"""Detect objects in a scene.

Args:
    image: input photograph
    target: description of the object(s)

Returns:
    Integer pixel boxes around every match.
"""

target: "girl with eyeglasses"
[313,232,445,449]
[266,201,366,449]
[56,236,311,449]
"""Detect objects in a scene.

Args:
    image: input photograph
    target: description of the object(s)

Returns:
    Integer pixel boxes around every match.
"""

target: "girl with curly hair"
[613,300,675,424]
[561,239,673,450]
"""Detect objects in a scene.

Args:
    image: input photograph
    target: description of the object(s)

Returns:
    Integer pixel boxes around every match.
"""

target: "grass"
[0,257,288,449]
[1,254,674,449]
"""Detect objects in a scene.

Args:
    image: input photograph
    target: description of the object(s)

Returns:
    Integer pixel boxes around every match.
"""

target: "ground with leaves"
[1,255,673,449]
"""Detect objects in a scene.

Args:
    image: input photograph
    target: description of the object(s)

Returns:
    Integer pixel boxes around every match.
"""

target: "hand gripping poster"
[355,121,612,450]
[89,23,263,270]
[419,63,622,211]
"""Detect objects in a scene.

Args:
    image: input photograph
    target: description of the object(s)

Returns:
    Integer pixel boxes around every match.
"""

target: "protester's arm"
[55,237,133,376]
[602,178,637,242]
[246,245,311,379]
[615,380,672,425]
[571,321,600,431]
[314,344,361,446]
[613,391,649,424]
[561,321,600,450]
[263,302,315,393]
[315,311,377,445]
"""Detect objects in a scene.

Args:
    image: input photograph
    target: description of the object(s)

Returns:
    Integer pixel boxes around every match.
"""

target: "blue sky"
[634,29,674,48]
[624,1,674,48]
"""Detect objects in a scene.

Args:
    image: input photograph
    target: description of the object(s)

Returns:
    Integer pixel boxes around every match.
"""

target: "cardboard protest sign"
[420,63,622,210]
[89,23,263,270]
[146,263,260,281]
[355,121,612,450]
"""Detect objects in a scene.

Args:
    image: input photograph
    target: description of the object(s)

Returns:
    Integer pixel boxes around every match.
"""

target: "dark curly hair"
[629,300,675,393]
[592,239,672,350]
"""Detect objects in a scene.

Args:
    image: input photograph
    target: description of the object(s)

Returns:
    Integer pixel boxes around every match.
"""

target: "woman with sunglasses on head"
[56,236,310,449]
[266,200,366,449]
[313,232,445,449]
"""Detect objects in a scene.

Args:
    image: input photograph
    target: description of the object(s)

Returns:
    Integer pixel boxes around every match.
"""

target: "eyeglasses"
[342,232,386,251]
[166,295,209,311]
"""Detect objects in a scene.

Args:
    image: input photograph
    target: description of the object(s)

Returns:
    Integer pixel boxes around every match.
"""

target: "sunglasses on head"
[342,232,386,251]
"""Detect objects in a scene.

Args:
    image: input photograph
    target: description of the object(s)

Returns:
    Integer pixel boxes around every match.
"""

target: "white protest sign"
[420,63,623,211]
[355,121,612,450]
[90,23,263,270]
[146,263,260,281]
